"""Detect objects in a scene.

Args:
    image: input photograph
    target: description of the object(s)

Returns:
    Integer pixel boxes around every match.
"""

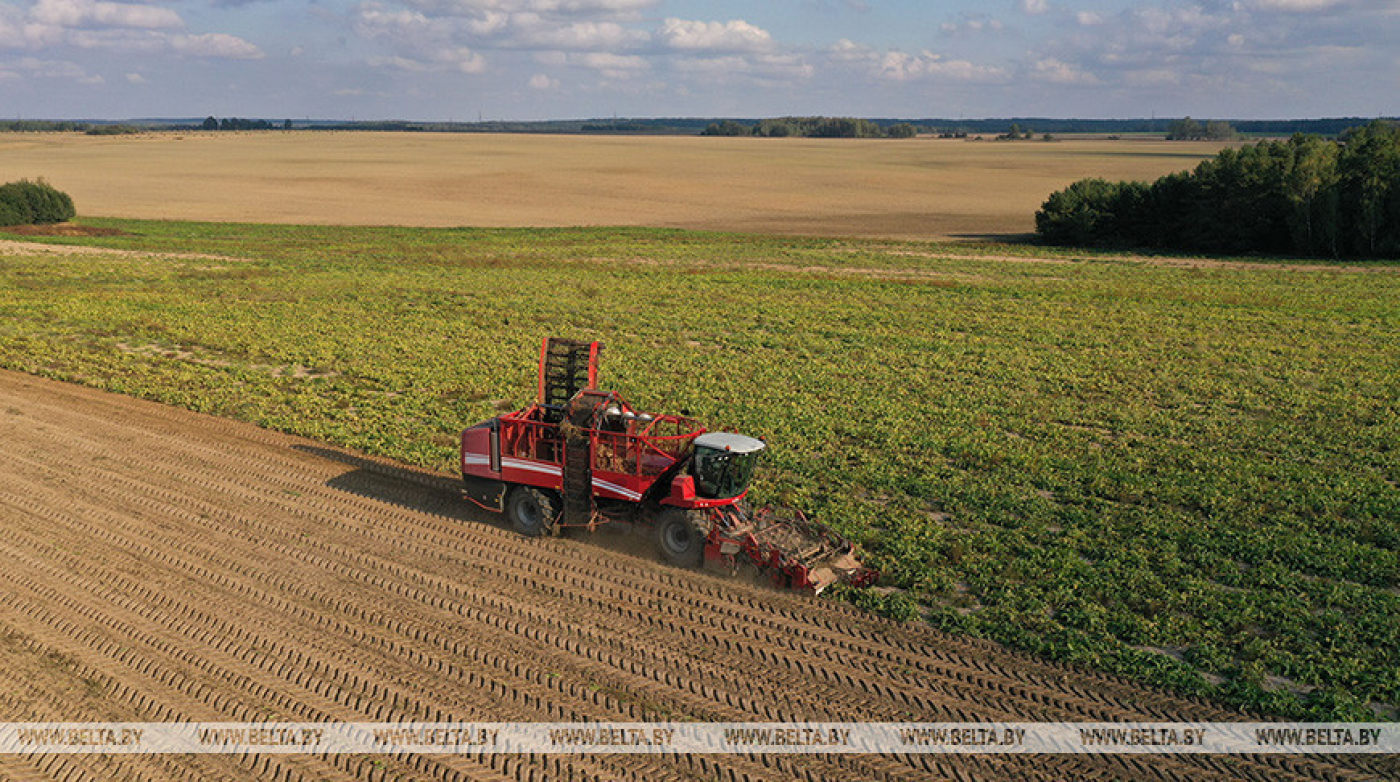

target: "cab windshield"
[692,445,759,500]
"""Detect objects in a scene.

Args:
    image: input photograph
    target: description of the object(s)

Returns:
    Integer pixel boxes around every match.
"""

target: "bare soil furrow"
[0,441,1185,782]
[0,434,1350,781]
[0,489,704,782]
[0,371,1391,782]
[1,445,938,782]
[1,384,1250,726]
[5,394,1219,728]
[0,444,969,781]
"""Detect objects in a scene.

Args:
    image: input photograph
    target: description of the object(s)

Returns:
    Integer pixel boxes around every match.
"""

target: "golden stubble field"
[0,131,1237,239]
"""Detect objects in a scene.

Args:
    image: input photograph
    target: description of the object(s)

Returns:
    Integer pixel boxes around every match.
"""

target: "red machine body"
[460,338,875,594]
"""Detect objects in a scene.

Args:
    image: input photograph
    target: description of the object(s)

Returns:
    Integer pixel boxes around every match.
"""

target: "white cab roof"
[694,432,766,454]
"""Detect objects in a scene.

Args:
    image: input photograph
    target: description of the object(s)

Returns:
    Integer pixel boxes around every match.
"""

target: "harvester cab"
[459,337,876,594]
[690,432,764,500]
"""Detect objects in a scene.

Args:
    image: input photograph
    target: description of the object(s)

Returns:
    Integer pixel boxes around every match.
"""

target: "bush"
[0,179,76,225]
[85,124,140,136]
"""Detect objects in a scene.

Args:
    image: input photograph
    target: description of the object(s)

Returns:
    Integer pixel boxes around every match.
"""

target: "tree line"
[701,117,918,138]
[1035,121,1400,259]
[0,120,138,134]
[1166,117,1237,141]
[201,117,291,131]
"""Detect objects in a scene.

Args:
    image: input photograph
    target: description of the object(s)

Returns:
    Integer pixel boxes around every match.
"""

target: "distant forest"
[1036,120,1400,259]
[1,116,1394,138]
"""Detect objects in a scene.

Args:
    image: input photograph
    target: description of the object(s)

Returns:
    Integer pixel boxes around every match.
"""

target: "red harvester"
[460,338,876,593]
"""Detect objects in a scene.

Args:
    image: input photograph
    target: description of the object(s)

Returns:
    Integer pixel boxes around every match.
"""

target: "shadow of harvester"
[292,444,487,524]
[290,443,662,564]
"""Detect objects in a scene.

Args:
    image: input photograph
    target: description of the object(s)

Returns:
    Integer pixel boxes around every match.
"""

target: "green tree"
[1167,117,1204,140]
[700,120,750,137]
[1035,179,1125,245]
[1282,134,1340,257]
[1337,120,1400,257]
[755,119,797,137]
[812,117,881,138]
[1204,120,1237,141]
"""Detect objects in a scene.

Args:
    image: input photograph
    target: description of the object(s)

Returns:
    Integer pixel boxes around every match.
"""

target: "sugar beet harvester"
[460,338,875,594]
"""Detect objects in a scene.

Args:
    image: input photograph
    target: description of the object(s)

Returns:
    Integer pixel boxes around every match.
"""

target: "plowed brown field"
[0,132,1234,240]
[0,370,1390,782]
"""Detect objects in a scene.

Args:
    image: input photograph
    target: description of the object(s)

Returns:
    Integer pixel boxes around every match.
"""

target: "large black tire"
[506,486,559,537]
[654,508,707,567]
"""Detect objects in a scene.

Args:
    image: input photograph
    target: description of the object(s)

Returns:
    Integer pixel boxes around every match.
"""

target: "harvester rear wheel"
[655,508,706,567]
[506,486,559,537]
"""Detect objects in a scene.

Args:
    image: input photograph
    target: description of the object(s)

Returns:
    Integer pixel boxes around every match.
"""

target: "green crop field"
[1,219,1396,721]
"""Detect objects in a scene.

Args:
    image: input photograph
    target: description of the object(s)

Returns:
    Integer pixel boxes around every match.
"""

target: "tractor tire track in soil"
[0,370,1391,782]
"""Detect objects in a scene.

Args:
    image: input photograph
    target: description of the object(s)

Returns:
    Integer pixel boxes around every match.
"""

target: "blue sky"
[0,0,1396,120]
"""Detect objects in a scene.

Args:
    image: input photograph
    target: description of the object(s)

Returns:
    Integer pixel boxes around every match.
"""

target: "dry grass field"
[0,131,1236,239]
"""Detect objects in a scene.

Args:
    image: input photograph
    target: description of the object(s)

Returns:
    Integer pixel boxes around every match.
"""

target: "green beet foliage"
[1036,121,1400,259]
[0,179,77,226]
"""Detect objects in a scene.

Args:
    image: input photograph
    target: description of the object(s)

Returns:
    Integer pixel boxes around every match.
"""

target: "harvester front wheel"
[506,486,559,537]
[655,508,706,567]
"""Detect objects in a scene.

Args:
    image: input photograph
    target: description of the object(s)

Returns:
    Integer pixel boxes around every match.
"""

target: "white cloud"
[675,52,812,81]
[528,72,557,88]
[661,18,773,53]
[1248,0,1346,11]
[29,0,181,30]
[125,71,143,82]
[354,5,438,41]
[1030,57,1098,84]
[369,46,485,72]
[1076,11,1103,26]
[876,49,1007,81]
[405,0,656,19]
[825,39,1005,82]
[576,51,645,73]
[0,55,104,83]
[448,47,487,71]
[171,32,264,59]
[532,50,644,78]
[482,0,653,11]
[826,38,872,63]
[941,14,1005,35]
[466,11,510,35]
[368,54,432,71]
[0,0,263,60]
[1020,0,1049,15]
[516,19,648,49]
